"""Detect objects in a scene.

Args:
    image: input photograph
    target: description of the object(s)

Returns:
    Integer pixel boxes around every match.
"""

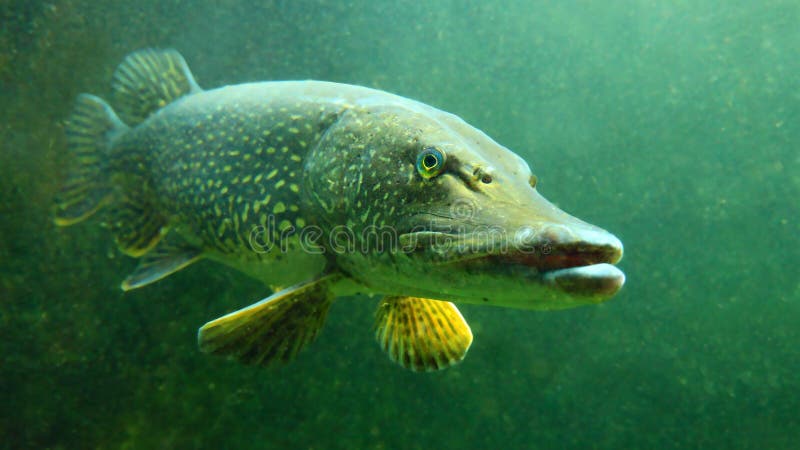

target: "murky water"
[2,1,798,448]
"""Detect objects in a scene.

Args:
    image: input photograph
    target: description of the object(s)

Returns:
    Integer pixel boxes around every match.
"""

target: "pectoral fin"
[121,238,203,291]
[375,296,473,372]
[198,274,338,367]
[110,193,168,257]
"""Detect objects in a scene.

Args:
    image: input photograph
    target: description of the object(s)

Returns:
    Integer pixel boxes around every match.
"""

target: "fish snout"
[513,222,623,266]
[520,222,625,299]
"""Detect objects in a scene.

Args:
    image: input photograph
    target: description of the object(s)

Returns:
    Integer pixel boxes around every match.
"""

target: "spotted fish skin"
[56,49,625,372]
[113,84,347,282]
[303,101,456,289]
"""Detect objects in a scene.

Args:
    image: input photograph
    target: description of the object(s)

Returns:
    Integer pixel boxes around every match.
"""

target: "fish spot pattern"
[303,106,453,279]
[115,93,340,260]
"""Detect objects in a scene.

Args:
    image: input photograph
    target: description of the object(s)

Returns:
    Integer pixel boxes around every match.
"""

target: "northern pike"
[55,49,625,372]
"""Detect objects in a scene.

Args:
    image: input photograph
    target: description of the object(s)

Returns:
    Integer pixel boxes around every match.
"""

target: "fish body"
[55,49,625,371]
[110,82,348,286]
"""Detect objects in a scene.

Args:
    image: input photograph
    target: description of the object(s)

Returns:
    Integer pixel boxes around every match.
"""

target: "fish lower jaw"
[541,263,625,299]
[458,250,625,300]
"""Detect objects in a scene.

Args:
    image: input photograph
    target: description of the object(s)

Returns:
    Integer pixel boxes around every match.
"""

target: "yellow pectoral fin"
[375,296,473,372]
[198,274,338,367]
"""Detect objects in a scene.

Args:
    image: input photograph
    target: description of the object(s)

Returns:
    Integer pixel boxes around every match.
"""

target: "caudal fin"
[54,94,127,226]
[56,49,202,257]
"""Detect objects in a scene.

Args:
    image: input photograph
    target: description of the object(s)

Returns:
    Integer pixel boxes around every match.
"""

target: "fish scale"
[109,87,340,271]
[147,96,318,255]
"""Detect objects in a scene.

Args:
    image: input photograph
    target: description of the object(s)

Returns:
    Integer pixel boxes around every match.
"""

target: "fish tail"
[54,94,128,226]
[56,48,203,256]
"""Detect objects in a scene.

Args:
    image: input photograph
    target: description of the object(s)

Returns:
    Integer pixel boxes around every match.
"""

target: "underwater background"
[1,0,799,448]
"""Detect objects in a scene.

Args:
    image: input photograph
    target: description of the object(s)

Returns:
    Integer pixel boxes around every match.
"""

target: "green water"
[2,0,798,448]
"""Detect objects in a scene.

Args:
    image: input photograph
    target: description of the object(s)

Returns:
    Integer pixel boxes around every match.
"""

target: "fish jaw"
[393,193,626,309]
[458,224,626,306]
[542,263,625,300]
[494,214,625,301]
[394,229,625,310]
[515,194,625,303]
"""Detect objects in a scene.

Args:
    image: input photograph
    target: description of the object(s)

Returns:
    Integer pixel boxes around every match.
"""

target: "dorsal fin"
[111,48,201,126]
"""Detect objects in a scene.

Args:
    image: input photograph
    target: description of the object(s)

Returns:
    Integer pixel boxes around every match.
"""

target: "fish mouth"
[479,241,622,272]
[473,243,625,299]
[400,225,625,299]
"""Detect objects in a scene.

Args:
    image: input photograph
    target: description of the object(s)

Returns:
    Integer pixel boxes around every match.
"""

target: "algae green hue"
[1,0,798,449]
[55,47,624,372]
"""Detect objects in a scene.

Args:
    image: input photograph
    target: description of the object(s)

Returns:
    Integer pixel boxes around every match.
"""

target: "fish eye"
[416,147,446,179]
[529,174,538,188]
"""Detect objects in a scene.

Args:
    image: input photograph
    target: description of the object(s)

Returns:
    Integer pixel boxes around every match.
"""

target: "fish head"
[304,101,624,309]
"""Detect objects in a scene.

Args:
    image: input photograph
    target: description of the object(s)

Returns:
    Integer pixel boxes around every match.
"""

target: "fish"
[54,49,625,372]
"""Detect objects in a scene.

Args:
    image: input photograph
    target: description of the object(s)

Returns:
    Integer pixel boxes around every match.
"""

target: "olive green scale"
[116,89,340,258]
